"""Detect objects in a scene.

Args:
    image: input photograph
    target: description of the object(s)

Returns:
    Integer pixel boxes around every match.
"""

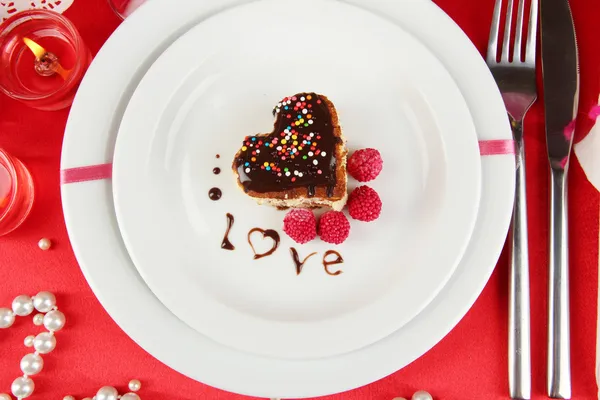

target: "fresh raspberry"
[283,209,317,244]
[318,211,351,244]
[347,148,383,182]
[348,186,382,222]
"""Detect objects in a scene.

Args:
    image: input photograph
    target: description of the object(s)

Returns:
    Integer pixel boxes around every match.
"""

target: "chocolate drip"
[209,187,222,200]
[323,250,344,276]
[213,167,221,175]
[221,213,235,250]
[326,185,334,198]
[234,92,338,195]
[290,247,317,275]
[248,228,280,260]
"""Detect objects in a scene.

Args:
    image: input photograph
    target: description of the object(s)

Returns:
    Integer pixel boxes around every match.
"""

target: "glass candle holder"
[0,10,91,111]
[108,0,146,20]
[0,149,35,236]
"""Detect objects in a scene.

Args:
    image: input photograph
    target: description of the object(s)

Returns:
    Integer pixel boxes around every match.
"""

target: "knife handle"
[547,167,571,399]
[509,129,531,400]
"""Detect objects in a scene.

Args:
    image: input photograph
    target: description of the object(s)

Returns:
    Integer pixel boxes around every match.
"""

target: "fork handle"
[547,167,571,399]
[508,124,531,400]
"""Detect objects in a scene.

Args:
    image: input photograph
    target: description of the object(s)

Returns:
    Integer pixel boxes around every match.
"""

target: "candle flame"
[23,37,46,59]
[22,37,71,81]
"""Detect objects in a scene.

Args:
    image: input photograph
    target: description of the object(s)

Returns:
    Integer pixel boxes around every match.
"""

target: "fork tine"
[525,0,538,63]
[487,0,503,63]
[514,0,526,62]
[501,0,514,62]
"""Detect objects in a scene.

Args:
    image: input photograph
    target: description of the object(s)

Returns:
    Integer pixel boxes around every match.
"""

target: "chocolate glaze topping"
[234,92,339,197]
[323,250,344,276]
[208,187,222,200]
[290,247,317,275]
[221,213,235,250]
[248,228,280,260]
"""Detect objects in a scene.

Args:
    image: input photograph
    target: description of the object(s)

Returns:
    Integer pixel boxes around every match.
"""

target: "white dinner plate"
[112,0,481,359]
[61,0,514,397]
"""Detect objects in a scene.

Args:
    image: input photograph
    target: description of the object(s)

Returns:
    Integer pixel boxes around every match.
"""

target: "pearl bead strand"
[1,292,143,399]
[63,380,142,400]
[0,291,64,399]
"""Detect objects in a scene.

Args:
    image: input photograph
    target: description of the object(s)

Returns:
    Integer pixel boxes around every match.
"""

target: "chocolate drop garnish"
[290,247,317,275]
[213,167,221,175]
[248,228,280,260]
[221,213,235,250]
[323,250,344,276]
[208,187,222,200]
[234,92,338,194]
[216,154,220,159]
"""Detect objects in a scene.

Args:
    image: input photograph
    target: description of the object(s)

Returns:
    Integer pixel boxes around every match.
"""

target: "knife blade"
[540,0,579,398]
[541,0,579,168]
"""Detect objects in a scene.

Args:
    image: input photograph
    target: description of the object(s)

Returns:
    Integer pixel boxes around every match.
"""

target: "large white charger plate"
[112,0,481,359]
[61,0,514,397]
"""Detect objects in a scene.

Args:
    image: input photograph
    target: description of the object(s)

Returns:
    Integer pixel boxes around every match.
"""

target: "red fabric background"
[0,0,599,399]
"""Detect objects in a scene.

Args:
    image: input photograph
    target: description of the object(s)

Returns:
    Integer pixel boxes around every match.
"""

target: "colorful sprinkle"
[313,160,318,165]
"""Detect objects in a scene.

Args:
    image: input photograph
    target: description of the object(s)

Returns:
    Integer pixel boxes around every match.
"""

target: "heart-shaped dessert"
[232,92,348,210]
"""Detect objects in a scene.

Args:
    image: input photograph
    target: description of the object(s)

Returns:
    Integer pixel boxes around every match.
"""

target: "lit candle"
[0,10,91,110]
[22,37,71,80]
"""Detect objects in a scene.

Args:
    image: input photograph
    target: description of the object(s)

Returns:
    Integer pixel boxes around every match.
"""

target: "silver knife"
[540,0,579,398]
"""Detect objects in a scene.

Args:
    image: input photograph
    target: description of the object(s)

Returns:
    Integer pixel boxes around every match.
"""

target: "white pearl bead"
[0,393,12,400]
[38,238,52,250]
[128,379,141,392]
[43,310,66,332]
[412,391,433,400]
[20,353,44,375]
[121,394,140,400]
[33,332,56,354]
[0,308,15,329]
[11,376,34,398]
[33,291,56,313]
[12,295,34,316]
[33,313,44,326]
[63,396,76,400]
[96,386,119,400]
[24,335,35,347]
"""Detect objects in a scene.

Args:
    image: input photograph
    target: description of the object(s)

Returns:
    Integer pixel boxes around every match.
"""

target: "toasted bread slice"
[232,93,347,210]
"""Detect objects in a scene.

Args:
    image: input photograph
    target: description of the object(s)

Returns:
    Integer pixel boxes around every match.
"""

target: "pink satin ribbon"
[60,163,112,184]
[478,139,515,156]
[60,140,516,184]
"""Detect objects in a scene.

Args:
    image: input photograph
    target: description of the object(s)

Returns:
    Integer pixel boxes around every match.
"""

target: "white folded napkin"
[573,95,600,398]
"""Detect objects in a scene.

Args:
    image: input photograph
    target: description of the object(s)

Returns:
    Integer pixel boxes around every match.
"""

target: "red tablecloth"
[1,1,599,399]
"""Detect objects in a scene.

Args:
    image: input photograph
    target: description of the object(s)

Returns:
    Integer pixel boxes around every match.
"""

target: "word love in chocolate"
[220,213,281,259]
[290,248,344,276]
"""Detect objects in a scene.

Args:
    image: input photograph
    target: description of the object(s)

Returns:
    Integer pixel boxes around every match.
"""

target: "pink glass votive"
[0,149,35,236]
[108,0,146,20]
[0,10,91,111]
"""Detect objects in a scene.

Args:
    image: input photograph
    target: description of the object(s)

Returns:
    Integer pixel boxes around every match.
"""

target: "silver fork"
[486,0,538,398]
